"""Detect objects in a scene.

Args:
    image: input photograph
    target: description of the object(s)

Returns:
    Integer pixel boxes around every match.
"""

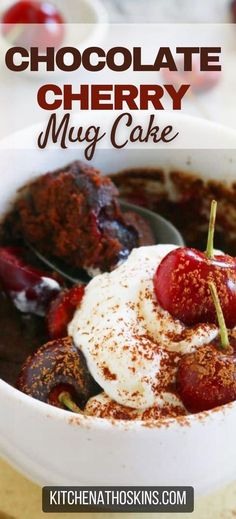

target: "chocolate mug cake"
[1,160,236,422]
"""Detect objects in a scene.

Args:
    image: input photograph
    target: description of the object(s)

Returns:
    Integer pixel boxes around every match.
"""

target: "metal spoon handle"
[26,243,88,285]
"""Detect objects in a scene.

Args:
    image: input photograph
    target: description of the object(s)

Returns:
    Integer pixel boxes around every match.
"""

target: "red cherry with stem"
[2,1,64,49]
[154,200,236,328]
[47,285,85,339]
[177,282,236,413]
[177,343,236,413]
[0,246,61,315]
[17,336,100,409]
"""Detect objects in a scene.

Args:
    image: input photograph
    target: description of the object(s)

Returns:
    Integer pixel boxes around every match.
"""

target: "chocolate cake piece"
[15,161,139,273]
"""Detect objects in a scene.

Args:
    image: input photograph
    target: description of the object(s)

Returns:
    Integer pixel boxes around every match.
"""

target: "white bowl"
[0,113,236,495]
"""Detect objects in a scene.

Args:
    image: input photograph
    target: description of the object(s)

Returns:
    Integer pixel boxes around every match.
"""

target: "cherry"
[2,1,64,49]
[47,285,85,339]
[162,56,220,94]
[49,384,84,413]
[0,246,61,316]
[122,211,155,246]
[17,336,100,409]
[177,282,236,413]
[154,200,236,328]
[177,344,236,413]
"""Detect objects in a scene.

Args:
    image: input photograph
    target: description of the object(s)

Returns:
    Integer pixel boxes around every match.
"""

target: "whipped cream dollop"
[69,245,218,410]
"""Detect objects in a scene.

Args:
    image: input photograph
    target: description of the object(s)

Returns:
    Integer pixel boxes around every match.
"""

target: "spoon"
[27,201,184,285]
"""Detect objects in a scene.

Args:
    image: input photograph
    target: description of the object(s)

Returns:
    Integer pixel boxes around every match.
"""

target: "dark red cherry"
[154,200,236,328]
[17,336,100,408]
[49,383,73,407]
[2,1,64,48]
[177,342,236,413]
[47,285,85,339]
[0,246,61,315]
[154,247,236,327]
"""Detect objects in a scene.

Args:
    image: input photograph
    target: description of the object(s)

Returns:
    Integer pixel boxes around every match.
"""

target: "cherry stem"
[208,281,229,350]
[205,200,217,259]
[58,391,83,414]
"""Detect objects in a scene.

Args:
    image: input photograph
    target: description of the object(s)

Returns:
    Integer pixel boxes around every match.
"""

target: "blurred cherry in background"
[162,55,221,95]
[1,1,65,49]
